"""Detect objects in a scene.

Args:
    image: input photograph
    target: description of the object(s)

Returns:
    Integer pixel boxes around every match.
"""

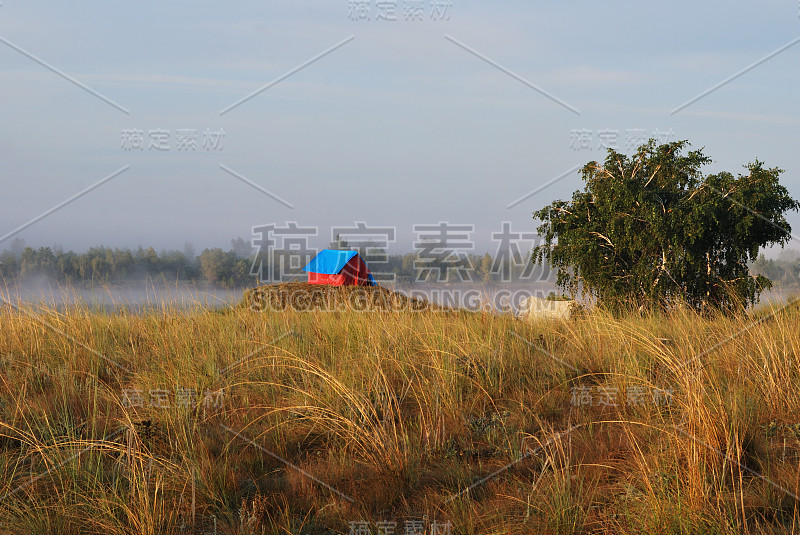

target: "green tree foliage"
[533,140,800,312]
[198,248,227,283]
[198,248,252,288]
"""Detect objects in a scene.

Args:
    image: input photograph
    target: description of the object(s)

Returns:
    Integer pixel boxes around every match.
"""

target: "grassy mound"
[240,281,438,312]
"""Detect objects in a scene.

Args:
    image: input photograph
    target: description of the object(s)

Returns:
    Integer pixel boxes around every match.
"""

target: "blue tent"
[302,249,376,286]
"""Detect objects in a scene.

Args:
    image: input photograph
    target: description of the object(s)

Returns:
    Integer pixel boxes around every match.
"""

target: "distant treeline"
[0,238,254,288]
[751,253,800,288]
[0,237,543,288]
[3,237,797,289]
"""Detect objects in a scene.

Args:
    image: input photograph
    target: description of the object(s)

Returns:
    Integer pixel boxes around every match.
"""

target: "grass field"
[1,285,800,534]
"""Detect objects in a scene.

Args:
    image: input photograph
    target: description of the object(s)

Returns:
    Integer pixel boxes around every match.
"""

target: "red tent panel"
[307,255,372,286]
[307,272,346,285]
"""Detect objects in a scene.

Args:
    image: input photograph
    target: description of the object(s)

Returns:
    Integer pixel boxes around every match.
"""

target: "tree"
[230,237,251,259]
[199,248,229,283]
[183,242,197,265]
[532,140,800,312]
[329,234,349,250]
[0,250,18,279]
[19,247,37,277]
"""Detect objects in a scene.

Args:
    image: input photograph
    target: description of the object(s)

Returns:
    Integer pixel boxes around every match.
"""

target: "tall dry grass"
[0,291,799,533]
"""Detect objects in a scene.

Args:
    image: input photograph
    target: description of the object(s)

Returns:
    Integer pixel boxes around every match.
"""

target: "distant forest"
[751,251,800,290]
[2,237,799,290]
[0,237,548,288]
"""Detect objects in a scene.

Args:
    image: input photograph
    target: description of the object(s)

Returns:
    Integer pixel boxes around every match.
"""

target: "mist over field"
[0,276,561,315]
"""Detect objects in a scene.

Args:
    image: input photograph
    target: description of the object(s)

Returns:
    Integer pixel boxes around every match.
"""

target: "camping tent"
[302,249,376,286]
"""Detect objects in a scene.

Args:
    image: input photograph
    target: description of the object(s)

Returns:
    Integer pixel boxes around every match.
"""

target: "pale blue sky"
[1,0,799,254]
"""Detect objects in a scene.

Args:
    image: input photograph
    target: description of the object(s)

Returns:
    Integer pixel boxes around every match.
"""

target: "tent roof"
[302,249,359,274]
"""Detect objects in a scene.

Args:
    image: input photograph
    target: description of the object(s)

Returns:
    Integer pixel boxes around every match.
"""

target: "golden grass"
[0,293,799,534]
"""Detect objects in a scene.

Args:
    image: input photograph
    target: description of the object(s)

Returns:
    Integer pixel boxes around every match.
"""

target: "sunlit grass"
[1,290,799,533]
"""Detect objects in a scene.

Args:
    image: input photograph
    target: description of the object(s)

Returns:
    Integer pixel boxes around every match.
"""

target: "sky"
[1,0,800,256]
